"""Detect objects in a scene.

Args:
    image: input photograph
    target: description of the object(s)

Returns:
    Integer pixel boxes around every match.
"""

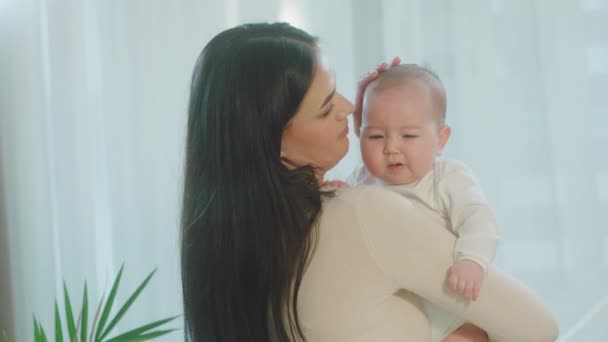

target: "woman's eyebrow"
[319,88,336,108]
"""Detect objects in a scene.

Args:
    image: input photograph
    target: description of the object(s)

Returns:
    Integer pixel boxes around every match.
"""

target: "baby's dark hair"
[367,64,447,123]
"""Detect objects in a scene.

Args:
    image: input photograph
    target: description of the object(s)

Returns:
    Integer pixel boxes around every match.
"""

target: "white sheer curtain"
[0,0,606,341]
[353,1,608,340]
[340,1,608,340]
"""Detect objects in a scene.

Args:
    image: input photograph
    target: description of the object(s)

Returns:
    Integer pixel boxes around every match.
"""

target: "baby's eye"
[402,134,418,139]
[368,135,384,140]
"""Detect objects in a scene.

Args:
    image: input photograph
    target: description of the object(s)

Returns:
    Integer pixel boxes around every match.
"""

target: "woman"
[180,22,558,342]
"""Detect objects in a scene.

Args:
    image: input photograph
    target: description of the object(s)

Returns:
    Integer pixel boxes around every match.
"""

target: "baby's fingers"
[447,273,459,293]
[472,282,481,301]
[457,278,467,296]
[463,281,474,301]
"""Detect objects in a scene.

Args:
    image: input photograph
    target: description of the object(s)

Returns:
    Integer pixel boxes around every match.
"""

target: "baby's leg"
[442,323,488,342]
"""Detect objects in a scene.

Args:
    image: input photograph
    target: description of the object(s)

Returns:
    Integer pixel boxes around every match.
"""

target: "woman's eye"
[320,104,334,117]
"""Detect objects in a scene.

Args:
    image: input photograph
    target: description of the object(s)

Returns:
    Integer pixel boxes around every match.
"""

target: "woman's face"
[281,54,354,180]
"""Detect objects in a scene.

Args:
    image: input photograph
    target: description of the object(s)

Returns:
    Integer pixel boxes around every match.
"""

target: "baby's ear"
[438,125,451,154]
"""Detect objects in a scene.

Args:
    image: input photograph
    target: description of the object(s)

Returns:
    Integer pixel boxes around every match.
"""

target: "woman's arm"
[355,186,559,342]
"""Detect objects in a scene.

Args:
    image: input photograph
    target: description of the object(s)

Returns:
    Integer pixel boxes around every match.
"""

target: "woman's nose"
[344,99,355,116]
[336,94,354,120]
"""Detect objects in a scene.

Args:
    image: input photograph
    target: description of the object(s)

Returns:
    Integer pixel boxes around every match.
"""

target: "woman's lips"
[339,125,349,138]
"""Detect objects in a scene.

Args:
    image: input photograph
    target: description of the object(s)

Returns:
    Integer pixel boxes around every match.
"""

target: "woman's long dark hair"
[181,23,323,342]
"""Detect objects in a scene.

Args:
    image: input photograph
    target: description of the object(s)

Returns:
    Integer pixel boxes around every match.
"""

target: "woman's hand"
[353,57,401,136]
[323,180,350,189]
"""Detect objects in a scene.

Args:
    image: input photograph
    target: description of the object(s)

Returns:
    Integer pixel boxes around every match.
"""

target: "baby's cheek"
[418,157,436,176]
[361,149,383,175]
[360,143,375,162]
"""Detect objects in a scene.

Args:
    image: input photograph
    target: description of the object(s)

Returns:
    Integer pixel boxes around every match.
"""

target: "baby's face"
[360,82,450,185]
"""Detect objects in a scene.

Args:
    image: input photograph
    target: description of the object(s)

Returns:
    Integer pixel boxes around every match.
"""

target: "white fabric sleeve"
[437,161,500,270]
[346,164,362,186]
[356,186,558,342]
[346,164,375,186]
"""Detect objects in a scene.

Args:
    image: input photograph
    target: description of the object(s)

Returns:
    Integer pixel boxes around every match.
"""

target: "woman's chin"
[338,139,349,160]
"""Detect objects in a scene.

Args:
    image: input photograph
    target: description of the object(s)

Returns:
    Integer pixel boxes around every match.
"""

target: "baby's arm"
[438,161,500,300]
[439,160,500,269]
[357,186,558,341]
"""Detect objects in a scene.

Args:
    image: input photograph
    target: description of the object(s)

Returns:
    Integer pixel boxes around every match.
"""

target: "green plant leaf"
[73,307,82,342]
[33,316,41,341]
[103,315,179,341]
[39,325,48,342]
[88,292,105,342]
[80,283,88,342]
[63,282,77,340]
[54,301,64,342]
[106,329,177,342]
[33,317,48,342]
[95,263,124,341]
[97,268,157,341]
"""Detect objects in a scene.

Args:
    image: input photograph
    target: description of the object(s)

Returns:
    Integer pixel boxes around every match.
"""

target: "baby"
[348,64,500,342]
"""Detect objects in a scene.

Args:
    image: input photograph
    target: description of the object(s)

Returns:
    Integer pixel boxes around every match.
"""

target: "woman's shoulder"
[328,185,418,223]
[332,185,407,205]
[333,185,444,244]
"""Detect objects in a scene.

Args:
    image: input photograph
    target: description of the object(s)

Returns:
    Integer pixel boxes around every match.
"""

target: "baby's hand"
[447,260,485,301]
[323,180,350,189]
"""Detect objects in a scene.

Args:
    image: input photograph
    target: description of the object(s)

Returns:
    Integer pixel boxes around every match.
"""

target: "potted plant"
[5,264,179,341]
